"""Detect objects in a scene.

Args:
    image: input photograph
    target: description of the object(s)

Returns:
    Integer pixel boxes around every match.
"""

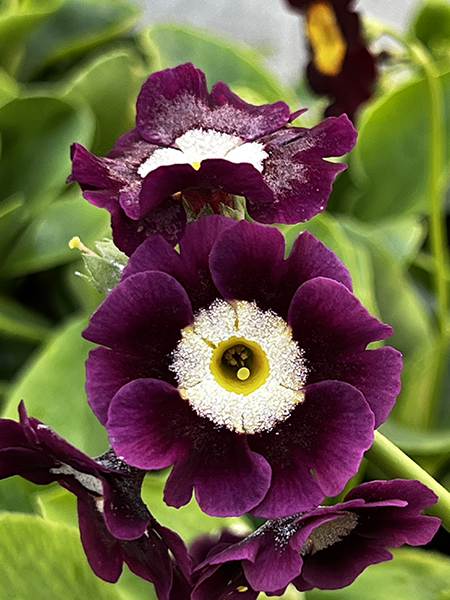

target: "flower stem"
[366,431,450,532]
[409,41,449,426]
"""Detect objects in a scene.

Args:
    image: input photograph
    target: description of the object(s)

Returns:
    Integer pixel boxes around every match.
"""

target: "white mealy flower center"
[137,128,268,178]
[170,299,307,434]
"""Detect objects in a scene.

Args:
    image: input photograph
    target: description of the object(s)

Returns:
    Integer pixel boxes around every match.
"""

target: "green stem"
[410,42,448,338]
[366,431,450,532]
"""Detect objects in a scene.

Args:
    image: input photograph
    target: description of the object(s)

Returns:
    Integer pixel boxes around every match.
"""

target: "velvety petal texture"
[191,479,440,598]
[0,404,191,600]
[69,62,357,254]
[84,217,402,518]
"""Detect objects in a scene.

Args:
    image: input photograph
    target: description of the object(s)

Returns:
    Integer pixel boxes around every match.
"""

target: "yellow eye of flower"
[210,337,270,395]
[306,1,347,77]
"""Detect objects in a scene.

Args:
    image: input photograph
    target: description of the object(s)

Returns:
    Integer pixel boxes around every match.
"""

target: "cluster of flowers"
[0,63,440,599]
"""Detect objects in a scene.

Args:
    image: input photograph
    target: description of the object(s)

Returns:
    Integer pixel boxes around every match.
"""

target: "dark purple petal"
[288,277,399,425]
[85,347,154,426]
[282,230,352,292]
[111,197,186,256]
[136,63,210,144]
[296,534,392,590]
[102,474,150,541]
[250,381,374,517]
[289,277,393,354]
[247,115,356,223]
[320,346,402,428]
[108,379,272,516]
[136,63,290,145]
[123,215,234,311]
[83,271,193,357]
[209,220,286,311]
[132,159,272,220]
[77,496,124,583]
[209,81,290,140]
[0,447,55,481]
[193,562,258,600]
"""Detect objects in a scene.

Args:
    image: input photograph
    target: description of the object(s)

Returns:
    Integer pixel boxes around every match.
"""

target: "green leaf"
[0,476,42,515]
[2,314,108,456]
[0,0,64,75]
[18,0,140,81]
[0,193,110,279]
[0,512,124,600]
[349,68,450,221]
[142,471,250,543]
[0,69,19,107]
[413,0,450,59]
[305,547,450,600]
[0,94,94,211]
[0,294,51,341]
[380,418,450,455]
[63,48,144,155]
[143,24,299,107]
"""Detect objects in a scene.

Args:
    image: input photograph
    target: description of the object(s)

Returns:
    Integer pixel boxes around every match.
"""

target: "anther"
[237,367,250,381]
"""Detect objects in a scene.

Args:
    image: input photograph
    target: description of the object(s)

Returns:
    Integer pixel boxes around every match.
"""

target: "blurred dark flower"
[190,479,440,599]
[287,0,377,120]
[83,216,401,518]
[0,402,191,599]
[68,62,356,255]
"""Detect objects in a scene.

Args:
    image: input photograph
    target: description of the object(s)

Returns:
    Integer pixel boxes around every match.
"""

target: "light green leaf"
[0,0,64,75]
[0,193,110,279]
[2,314,108,456]
[0,94,94,211]
[305,547,450,600]
[413,0,450,59]
[63,48,144,155]
[0,294,51,341]
[350,68,450,221]
[143,24,299,107]
[380,418,450,455]
[0,512,123,600]
[142,471,250,543]
[18,0,140,81]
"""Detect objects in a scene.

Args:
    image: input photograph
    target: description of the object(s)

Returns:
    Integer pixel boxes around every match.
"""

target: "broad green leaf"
[0,0,64,75]
[0,193,25,256]
[413,0,450,59]
[2,314,108,456]
[0,69,19,107]
[63,48,144,155]
[0,476,42,515]
[0,294,51,341]
[0,193,109,278]
[143,24,299,107]
[0,512,123,600]
[142,471,250,543]
[18,0,140,81]
[350,68,450,221]
[305,547,450,600]
[0,94,94,211]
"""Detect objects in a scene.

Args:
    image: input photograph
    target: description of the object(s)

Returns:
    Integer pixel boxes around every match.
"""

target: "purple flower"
[191,479,440,599]
[83,216,402,518]
[286,0,377,120]
[0,403,191,599]
[68,62,357,255]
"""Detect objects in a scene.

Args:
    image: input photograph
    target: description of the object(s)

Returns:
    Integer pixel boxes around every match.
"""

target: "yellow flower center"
[210,337,270,394]
[306,1,347,77]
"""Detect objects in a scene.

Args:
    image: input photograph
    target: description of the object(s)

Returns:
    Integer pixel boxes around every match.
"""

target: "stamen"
[191,161,201,170]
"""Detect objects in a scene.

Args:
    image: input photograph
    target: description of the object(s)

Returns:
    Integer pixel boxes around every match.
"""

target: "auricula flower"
[83,216,402,518]
[68,62,357,255]
[0,403,191,599]
[190,479,440,599]
[286,0,377,120]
